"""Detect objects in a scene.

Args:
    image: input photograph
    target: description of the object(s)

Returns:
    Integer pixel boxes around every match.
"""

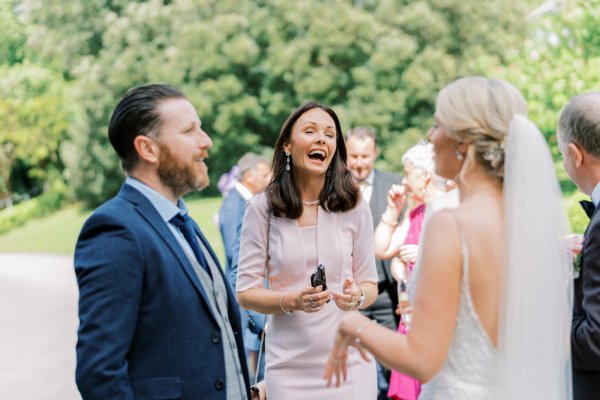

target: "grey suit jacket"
[361,169,403,330]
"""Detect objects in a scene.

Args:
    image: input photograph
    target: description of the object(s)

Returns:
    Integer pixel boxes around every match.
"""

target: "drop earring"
[285,152,291,171]
[455,150,464,161]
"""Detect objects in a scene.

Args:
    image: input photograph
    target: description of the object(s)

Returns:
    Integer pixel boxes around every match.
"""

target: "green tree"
[497,0,600,190]
[0,0,26,65]
[0,64,77,200]
[23,0,536,205]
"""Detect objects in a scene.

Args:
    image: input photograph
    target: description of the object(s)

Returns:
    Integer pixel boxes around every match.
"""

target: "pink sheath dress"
[237,193,378,399]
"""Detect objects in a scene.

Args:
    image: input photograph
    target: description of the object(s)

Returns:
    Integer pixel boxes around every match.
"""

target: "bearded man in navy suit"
[74,84,250,400]
[557,92,600,400]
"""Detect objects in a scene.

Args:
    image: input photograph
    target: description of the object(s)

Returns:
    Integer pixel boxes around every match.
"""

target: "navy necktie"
[580,200,596,219]
[170,213,210,275]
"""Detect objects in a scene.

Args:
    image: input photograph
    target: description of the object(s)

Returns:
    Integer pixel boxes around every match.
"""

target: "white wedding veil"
[493,115,573,399]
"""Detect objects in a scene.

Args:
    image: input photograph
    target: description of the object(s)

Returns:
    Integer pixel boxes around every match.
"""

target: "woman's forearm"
[237,287,300,315]
[374,214,411,259]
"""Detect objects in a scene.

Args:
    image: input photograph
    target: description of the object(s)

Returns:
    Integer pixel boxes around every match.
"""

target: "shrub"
[0,189,67,235]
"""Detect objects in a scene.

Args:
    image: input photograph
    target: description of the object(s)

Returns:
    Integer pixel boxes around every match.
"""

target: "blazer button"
[211,332,221,344]
[215,379,224,390]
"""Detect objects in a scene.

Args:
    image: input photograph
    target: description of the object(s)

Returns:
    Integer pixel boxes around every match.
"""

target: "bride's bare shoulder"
[424,209,461,242]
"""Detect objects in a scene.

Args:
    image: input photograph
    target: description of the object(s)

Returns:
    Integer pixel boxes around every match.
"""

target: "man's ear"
[568,142,584,168]
[133,135,159,164]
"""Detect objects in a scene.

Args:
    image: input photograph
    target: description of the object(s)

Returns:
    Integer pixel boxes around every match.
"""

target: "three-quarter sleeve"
[236,196,268,293]
[351,200,379,284]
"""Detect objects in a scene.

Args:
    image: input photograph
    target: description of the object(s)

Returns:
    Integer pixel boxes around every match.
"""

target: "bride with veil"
[324,76,573,399]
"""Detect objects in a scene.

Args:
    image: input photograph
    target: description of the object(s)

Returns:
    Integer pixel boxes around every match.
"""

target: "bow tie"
[580,200,596,219]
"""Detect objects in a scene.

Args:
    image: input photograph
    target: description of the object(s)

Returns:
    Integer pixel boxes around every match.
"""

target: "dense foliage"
[17,0,533,205]
[1,0,598,211]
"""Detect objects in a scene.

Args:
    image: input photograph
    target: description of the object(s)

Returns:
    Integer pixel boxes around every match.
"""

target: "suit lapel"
[119,185,219,322]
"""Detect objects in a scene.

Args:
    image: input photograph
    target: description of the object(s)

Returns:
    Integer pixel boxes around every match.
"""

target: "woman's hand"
[386,184,407,215]
[390,256,406,282]
[395,303,412,316]
[324,313,372,388]
[250,380,267,400]
[332,277,360,312]
[297,285,331,313]
[398,244,418,265]
[565,234,583,259]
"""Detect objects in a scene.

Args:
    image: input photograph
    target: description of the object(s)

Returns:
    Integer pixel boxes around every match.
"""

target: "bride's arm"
[329,210,463,382]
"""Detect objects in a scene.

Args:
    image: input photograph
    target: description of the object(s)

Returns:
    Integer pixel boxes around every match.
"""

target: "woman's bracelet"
[280,292,293,315]
[354,319,377,345]
[380,213,399,227]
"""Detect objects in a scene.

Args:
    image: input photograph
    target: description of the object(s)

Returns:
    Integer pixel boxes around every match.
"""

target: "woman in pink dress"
[373,142,437,400]
[237,102,379,399]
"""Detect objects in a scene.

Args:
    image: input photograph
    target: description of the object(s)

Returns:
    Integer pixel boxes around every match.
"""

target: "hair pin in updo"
[482,142,505,169]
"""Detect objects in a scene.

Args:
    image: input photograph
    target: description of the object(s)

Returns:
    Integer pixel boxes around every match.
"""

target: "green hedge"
[0,190,66,235]
[565,190,589,234]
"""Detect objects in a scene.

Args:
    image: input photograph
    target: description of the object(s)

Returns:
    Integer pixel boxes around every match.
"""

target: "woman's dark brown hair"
[266,102,359,219]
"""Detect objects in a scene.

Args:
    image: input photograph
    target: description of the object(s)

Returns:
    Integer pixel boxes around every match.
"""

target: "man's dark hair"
[108,83,187,171]
[266,102,359,219]
[558,92,600,158]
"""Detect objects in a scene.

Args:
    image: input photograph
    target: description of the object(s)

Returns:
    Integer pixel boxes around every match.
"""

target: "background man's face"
[243,161,272,194]
[346,136,377,182]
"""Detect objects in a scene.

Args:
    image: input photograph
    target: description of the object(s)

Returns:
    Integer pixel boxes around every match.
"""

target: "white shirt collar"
[591,181,600,207]
[234,181,253,201]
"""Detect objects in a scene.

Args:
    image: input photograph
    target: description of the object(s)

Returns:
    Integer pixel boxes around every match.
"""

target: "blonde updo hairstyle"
[435,77,528,183]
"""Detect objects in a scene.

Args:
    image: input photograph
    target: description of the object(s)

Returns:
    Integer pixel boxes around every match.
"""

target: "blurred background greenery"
[0,0,597,255]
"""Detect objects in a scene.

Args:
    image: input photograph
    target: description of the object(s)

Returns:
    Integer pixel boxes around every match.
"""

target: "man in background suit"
[557,92,600,400]
[75,84,250,400]
[346,126,402,399]
[219,152,271,380]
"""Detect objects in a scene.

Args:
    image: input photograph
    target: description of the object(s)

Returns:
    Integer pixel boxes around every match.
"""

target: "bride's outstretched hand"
[324,314,372,388]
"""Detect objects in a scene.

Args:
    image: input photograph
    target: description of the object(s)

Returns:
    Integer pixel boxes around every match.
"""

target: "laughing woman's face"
[283,108,337,178]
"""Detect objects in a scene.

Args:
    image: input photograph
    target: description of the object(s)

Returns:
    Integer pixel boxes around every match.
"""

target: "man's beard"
[157,143,209,199]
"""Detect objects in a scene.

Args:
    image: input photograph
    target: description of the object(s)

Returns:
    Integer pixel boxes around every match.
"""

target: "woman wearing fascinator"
[325,77,573,400]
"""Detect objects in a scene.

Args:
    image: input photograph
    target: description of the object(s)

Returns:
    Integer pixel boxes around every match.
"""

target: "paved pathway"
[0,253,80,400]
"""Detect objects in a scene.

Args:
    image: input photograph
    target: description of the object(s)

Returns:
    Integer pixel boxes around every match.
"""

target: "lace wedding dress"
[415,230,496,399]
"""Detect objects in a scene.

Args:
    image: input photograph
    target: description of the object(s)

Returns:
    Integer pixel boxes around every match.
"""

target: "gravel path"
[0,253,80,400]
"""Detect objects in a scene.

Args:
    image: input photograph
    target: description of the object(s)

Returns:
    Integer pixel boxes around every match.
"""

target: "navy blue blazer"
[219,188,265,336]
[75,183,250,400]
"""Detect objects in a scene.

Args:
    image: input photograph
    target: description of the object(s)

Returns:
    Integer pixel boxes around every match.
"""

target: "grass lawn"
[0,196,226,264]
